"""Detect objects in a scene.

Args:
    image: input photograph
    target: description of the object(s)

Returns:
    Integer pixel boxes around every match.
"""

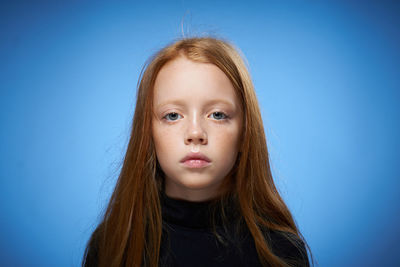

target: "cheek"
[152,125,180,158]
[212,125,241,151]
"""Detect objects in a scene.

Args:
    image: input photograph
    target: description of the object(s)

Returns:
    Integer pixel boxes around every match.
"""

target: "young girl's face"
[152,56,243,201]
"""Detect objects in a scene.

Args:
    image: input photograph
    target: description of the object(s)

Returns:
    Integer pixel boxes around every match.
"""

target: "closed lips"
[180,153,211,163]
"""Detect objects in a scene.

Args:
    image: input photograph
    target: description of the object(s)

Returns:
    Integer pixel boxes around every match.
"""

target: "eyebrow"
[156,99,236,109]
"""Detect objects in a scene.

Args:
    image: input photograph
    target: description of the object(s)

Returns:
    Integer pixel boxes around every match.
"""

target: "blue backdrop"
[1,1,399,266]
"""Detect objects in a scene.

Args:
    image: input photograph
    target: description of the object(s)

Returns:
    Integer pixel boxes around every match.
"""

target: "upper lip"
[180,152,211,163]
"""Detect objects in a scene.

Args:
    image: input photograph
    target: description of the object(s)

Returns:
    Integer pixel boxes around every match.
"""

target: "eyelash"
[162,111,229,122]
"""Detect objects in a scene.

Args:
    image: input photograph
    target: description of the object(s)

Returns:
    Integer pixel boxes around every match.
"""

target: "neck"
[164,180,223,202]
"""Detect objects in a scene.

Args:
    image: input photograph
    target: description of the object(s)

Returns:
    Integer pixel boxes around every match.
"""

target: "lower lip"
[182,159,211,168]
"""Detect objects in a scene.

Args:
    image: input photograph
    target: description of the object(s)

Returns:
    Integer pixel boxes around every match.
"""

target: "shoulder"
[267,230,310,267]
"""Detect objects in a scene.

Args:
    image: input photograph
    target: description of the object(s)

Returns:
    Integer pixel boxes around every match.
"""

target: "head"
[134,37,262,201]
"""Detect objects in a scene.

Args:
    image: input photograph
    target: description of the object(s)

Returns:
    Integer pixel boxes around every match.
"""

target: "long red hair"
[83,37,312,267]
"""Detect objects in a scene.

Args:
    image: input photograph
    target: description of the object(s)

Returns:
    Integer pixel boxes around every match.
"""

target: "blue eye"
[210,111,228,120]
[164,112,181,121]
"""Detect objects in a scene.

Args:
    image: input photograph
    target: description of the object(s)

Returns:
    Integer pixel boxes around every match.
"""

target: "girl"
[83,37,312,267]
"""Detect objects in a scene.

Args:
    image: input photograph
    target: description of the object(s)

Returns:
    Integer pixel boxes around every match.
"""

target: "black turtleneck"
[84,192,309,267]
[159,191,309,267]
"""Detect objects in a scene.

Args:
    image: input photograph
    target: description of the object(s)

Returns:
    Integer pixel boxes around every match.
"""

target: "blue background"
[1,1,399,266]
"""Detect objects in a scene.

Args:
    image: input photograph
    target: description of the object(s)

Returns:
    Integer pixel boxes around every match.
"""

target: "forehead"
[153,57,240,108]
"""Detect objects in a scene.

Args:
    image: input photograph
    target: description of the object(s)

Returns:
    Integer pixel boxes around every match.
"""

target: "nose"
[184,116,208,145]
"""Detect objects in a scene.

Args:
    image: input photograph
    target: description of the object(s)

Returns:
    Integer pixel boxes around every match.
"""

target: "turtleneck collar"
[160,189,240,230]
